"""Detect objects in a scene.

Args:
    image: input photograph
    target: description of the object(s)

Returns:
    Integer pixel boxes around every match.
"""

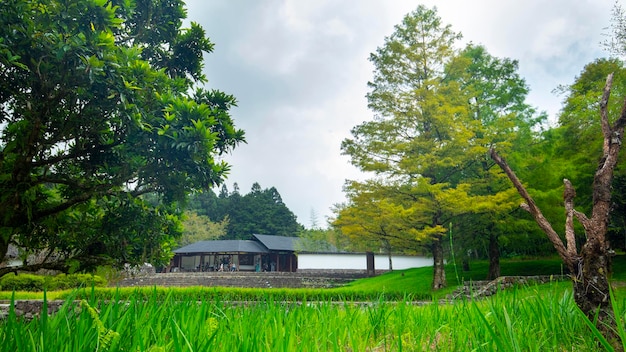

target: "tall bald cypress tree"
[341,6,541,289]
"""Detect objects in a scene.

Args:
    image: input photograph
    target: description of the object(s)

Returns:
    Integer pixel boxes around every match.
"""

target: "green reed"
[0,283,621,351]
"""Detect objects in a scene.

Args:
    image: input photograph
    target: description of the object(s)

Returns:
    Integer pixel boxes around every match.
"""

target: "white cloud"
[186,0,620,228]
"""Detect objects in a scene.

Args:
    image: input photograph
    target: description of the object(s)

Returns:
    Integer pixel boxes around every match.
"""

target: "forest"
[181,183,303,243]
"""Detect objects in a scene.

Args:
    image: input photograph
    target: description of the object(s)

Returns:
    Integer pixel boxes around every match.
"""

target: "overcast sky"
[184,0,618,229]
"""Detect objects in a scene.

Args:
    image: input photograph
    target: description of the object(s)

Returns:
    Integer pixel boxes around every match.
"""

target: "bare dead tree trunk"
[431,236,446,289]
[490,72,626,350]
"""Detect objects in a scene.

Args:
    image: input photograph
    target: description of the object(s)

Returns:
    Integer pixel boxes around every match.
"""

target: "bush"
[46,274,108,290]
[0,274,45,291]
[0,273,107,291]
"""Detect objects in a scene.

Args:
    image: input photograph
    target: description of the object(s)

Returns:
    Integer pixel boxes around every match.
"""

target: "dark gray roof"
[253,234,299,251]
[173,235,339,255]
[174,240,268,254]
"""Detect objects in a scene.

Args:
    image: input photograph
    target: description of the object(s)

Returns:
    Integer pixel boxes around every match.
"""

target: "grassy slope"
[344,254,626,298]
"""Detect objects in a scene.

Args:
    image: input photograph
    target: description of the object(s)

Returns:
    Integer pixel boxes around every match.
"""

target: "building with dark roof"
[170,234,305,272]
[170,235,434,273]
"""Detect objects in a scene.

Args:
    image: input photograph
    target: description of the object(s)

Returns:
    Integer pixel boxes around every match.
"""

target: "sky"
[184,0,619,229]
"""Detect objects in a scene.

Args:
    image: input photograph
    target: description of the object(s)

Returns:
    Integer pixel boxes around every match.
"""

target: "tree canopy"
[187,183,302,240]
[337,5,543,289]
[337,2,626,345]
[0,0,245,276]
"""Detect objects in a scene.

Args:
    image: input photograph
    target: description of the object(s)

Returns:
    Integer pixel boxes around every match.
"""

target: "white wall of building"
[297,253,432,270]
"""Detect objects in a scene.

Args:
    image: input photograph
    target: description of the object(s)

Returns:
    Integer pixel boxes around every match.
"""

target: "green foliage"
[0,283,623,351]
[177,211,228,247]
[338,6,544,288]
[187,183,303,239]
[2,260,625,350]
[338,7,467,273]
[0,274,45,291]
[58,284,428,302]
[297,227,345,252]
[46,273,108,291]
[80,300,120,351]
[332,180,423,253]
[0,273,107,291]
[552,58,626,247]
[0,0,244,276]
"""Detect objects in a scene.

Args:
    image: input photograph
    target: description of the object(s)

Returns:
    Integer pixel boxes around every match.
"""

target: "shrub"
[0,274,45,291]
[0,273,107,291]
[46,274,108,290]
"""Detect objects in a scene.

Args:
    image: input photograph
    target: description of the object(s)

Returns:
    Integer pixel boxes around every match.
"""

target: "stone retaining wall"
[448,275,569,300]
[0,300,67,320]
[115,270,370,289]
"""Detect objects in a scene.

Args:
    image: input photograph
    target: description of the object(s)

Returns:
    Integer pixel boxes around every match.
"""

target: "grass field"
[1,256,626,351]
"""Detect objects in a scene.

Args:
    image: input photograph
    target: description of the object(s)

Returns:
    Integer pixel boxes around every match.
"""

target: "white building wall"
[297,253,432,270]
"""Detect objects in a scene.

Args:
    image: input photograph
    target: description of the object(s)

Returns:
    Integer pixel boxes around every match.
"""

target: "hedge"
[0,273,107,291]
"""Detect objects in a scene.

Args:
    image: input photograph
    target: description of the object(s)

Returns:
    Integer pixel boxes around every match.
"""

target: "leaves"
[0,0,244,274]
[186,185,302,240]
[337,6,545,285]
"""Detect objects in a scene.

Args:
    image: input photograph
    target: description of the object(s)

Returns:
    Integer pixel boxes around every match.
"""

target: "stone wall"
[115,270,369,289]
[448,275,569,300]
[0,300,68,320]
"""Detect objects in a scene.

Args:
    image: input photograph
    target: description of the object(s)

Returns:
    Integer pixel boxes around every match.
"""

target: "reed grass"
[0,283,618,351]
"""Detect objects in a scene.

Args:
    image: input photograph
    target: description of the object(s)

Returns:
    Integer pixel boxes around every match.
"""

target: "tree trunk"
[462,255,471,271]
[487,232,500,280]
[573,240,618,344]
[431,237,446,290]
[383,239,393,271]
[0,237,9,268]
[492,149,623,350]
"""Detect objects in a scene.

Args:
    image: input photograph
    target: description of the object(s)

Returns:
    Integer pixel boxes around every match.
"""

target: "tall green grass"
[0,283,618,351]
[2,256,625,350]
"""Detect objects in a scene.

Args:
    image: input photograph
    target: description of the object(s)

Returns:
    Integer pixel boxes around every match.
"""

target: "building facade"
[170,234,433,273]
[170,234,299,272]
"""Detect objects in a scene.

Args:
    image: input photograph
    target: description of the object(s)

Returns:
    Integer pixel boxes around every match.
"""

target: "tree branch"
[0,260,69,278]
[563,179,579,257]
[490,148,572,265]
[31,141,121,168]
[600,73,614,156]
[591,73,626,241]
[33,185,124,220]
[0,254,108,278]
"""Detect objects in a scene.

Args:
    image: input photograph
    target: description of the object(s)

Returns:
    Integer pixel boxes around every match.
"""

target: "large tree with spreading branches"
[0,0,245,277]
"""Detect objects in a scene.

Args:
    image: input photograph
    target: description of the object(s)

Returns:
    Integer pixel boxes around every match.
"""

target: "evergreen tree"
[187,183,302,239]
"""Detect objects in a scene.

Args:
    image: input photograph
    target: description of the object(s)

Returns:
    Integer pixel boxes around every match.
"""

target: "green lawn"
[344,254,626,299]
